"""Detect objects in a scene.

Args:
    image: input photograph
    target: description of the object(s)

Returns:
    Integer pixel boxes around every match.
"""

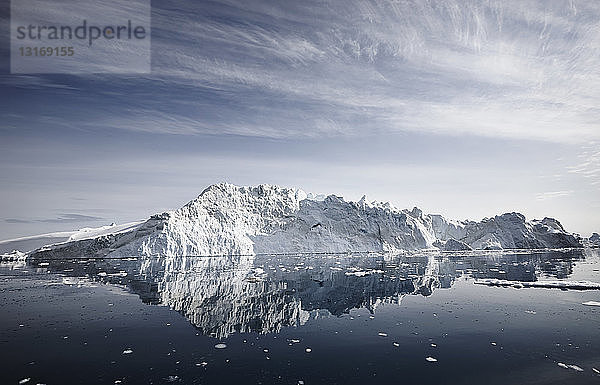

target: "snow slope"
[27,183,582,259]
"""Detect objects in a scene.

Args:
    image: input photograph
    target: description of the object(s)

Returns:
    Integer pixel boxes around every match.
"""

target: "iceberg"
[24,183,583,259]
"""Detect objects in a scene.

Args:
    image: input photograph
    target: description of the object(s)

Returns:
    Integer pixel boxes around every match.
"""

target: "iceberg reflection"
[24,249,592,338]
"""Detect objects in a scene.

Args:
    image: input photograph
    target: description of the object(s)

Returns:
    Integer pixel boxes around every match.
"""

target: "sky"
[1,0,599,239]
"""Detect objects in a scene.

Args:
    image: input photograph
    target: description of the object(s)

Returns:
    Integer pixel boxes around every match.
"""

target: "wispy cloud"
[567,142,600,186]
[5,213,104,224]
[3,0,600,143]
[535,190,574,201]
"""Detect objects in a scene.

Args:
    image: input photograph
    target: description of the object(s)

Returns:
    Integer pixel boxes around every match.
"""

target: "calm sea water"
[1,249,599,385]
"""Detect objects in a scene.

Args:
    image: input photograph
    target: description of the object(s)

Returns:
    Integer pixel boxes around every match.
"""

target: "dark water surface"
[1,249,599,385]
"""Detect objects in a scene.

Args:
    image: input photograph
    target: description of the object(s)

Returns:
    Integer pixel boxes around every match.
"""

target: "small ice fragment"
[425,357,437,362]
[115,381,122,384]
[215,343,227,349]
[592,367,599,374]
[378,332,388,337]
[582,301,600,307]
[298,381,305,385]
[558,363,569,369]
[525,310,536,315]
[305,348,312,353]
[263,349,269,353]
[491,342,497,346]
[369,316,375,319]
[290,339,300,343]
[39,262,49,266]
[393,342,400,347]
[122,349,133,354]
[430,343,437,347]
[19,379,30,384]
[568,365,584,372]
[195,362,208,367]
[165,375,179,382]
[98,272,107,277]
[166,323,171,326]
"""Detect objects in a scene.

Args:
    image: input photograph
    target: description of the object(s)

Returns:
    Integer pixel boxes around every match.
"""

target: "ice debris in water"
[393,342,400,347]
[305,348,312,353]
[525,310,537,315]
[592,368,599,374]
[582,301,600,307]
[122,349,133,354]
[19,379,31,384]
[378,332,388,337]
[425,357,437,362]
[215,343,227,349]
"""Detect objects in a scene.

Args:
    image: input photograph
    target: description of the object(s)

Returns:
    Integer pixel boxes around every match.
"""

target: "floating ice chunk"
[19,378,30,384]
[425,357,437,362]
[525,310,537,315]
[305,348,312,353]
[122,349,133,354]
[592,367,599,374]
[475,279,600,290]
[39,262,49,266]
[195,362,208,367]
[215,343,227,349]
[491,342,497,346]
[378,332,388,337]
[558,362,584,371]
[582,301,600,307]
[298,381,305,385]
[345,270,384,277]
[430,343,437,347]
[393,342,400,347]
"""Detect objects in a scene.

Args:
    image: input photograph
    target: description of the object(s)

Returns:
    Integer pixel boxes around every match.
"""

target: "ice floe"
[215,343,227,349]
[425,357,437,362]
[582,301,600,306]
[474,279,600,290]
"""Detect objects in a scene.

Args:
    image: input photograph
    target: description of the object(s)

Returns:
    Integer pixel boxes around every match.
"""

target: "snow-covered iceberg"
[27,183,582,259]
